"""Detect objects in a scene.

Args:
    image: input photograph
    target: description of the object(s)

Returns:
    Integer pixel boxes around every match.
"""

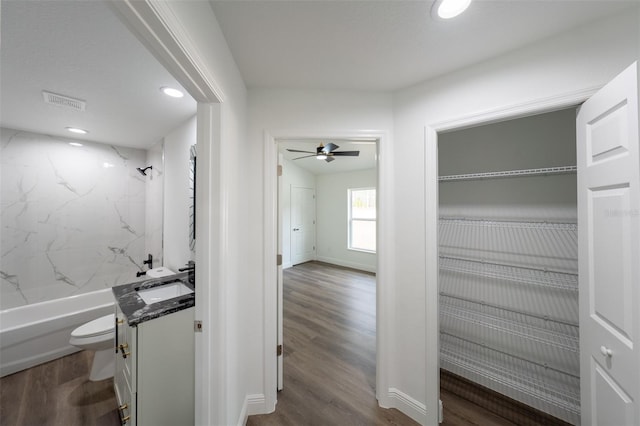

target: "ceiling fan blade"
[293,154,317,160]
[325,156,335,163]
[287,149,315,154]
[322,142,339,153]
[331,150,360,156]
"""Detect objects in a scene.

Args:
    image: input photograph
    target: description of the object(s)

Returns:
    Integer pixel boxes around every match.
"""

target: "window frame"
[347,187,377,253]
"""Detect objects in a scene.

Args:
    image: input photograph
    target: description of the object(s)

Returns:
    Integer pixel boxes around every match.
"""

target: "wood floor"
[247,261,415,426]
[0,351,120,426]
[1,261,535,426]
[247,261,522,426]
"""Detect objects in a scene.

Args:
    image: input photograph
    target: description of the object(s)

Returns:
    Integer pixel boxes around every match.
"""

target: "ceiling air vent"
[42,91,86,112]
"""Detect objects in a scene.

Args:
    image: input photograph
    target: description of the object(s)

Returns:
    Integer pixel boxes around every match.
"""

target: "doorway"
[437,108,580,425]
[426,62,640,426]
[274,137,379,398]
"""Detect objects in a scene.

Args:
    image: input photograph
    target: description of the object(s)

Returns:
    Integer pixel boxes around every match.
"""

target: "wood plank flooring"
[0,351,120,426]
[1,261,537,426]
[247,261,416,426]
[247,261,544,426]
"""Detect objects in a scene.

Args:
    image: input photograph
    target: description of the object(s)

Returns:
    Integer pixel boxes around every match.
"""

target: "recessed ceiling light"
[160,87,184,98]
[69,142,83,147]
[66,127,88,135]
[432,0,472,20]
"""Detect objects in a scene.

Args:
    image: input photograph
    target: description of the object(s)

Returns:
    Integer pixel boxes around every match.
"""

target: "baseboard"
[440,369,573,426]
[238,393,267,425]
[315,255,376,273]
[388,388,427,425]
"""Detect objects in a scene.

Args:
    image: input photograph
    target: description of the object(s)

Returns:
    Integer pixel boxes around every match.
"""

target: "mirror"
[189,144,196,252]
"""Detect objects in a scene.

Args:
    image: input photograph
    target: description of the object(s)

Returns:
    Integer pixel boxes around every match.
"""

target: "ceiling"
[0,0,196,149]
[210,0,636,91]
[1,0,635,154]
[279,139,377,175]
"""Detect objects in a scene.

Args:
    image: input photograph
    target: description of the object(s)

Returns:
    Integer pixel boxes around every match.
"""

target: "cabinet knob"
[600,345,613,357]
[116,318,124,325]
[119,343,130,358]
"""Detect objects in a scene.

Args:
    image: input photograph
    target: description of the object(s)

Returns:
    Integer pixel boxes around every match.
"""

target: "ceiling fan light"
[317,154,328,160]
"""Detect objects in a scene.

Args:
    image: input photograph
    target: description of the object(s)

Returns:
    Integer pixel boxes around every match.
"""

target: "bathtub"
[0,289,115,377]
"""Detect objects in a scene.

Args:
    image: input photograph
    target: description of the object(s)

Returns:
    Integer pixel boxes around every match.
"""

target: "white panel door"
[291,186,316,265]
[578,62,639,425]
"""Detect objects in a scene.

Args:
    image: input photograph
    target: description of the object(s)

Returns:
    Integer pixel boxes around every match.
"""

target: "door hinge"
[277,344,283,356]
[277,254,282,266]
[194,320,203,332]
[277,165,282,176]
[439,399,443,423]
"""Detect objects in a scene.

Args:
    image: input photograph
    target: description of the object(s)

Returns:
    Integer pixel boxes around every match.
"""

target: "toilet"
[70,313,116,381]
[69,266,175,381]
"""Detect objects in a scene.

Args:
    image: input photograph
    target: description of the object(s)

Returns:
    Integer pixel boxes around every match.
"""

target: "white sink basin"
[137,282,194,304]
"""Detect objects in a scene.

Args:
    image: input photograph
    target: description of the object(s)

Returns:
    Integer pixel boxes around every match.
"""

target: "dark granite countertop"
[112,272,195,327]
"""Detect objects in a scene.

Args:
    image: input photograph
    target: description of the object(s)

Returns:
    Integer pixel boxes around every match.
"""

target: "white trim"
[264,129,394,412]
[238,394,266,426]
[424,87,598,426]
[315,256,376,274]
[431,87,599,133]
[387,388,427,425]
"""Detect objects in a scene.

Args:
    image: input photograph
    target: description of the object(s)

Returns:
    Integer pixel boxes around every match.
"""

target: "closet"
[438,107,579,425]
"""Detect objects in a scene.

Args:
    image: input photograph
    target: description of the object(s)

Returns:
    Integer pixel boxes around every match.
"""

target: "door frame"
[424,87,600,425]
[263,129,393,412]
[108,2,225,425]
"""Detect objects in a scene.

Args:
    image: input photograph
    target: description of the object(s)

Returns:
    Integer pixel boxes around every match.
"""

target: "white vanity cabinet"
[114,305,195,426]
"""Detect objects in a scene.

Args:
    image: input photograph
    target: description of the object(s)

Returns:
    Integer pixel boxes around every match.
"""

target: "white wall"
[316,168,377,273]
[394,8,639,423]
[163,115,197,272]
[281,159,316,268]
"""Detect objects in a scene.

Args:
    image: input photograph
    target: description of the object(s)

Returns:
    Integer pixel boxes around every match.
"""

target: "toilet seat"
[71,314,115,338]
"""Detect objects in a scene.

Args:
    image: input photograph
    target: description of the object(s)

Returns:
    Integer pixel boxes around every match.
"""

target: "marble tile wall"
[145,141,164,270]
[0,128,151,310]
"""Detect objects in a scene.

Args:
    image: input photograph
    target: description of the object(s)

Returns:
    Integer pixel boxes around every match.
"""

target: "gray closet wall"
[438,108,580,424]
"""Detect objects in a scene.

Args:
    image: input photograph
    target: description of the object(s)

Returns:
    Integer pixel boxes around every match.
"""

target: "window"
[348,188,376,252]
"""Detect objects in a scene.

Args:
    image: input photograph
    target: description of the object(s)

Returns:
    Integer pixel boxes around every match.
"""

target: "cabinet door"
[136,308,194,426]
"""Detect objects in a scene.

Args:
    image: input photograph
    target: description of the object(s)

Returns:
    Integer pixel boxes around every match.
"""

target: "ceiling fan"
[287,142,359,163]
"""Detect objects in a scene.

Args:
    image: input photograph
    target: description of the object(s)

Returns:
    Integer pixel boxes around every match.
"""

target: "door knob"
[600,345,613,357]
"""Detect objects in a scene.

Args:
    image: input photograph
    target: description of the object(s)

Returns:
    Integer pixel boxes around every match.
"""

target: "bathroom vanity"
[112,274,195,426]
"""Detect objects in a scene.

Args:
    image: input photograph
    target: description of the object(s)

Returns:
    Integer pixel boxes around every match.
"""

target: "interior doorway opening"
[436,107,580,425]
[274,137,380,406]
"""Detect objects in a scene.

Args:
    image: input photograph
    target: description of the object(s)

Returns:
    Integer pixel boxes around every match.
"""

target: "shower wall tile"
[145,141,164,268]
[0,128,148,310]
